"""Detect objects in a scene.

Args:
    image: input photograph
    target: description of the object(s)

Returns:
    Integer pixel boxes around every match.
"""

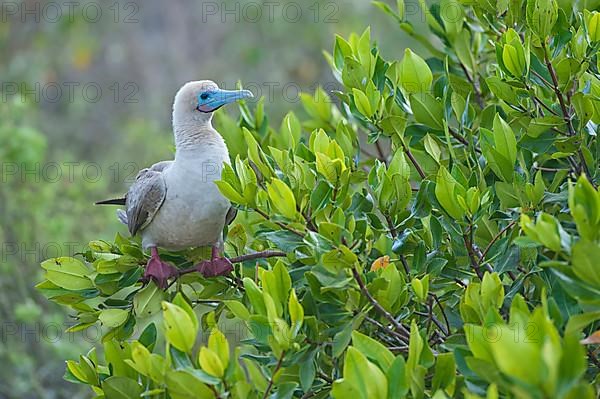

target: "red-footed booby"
[96,81,253,288]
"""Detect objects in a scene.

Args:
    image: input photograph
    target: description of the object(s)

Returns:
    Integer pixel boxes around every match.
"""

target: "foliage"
[38,0,600,397]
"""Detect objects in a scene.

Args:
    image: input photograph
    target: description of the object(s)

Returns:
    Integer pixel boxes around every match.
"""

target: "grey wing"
[125,168,167,236]
[149,160,173,172]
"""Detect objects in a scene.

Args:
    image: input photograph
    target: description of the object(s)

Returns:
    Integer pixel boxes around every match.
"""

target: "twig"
[459,62,485,108]
[230,250,287,264]
[415,309,448,337]
[364,315,410,344]
[263,351,286,399]
[317,371,333,384]
[530,69,553,89]
[449,127,482,154]
[429,293,451,337]
[588,349,600,369]
[375,140,387,164]
[254,208,305,237]
[352,266,411,338]
[403,144,426,179]
[399,255,410,275]
[479,220,517,263]
[542,43,594,185]
[463,229,492,279]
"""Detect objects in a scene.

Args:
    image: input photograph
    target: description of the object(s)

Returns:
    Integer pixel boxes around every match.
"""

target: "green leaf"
[342,346,388,399]
[288,289,304,336]
[40,257,94,290]
[387,356,408,399]
[166,370,214,399]
[572,241,600,289]
[423,134,441,164]
[410,93,444,130]
[353,88,374,118]
[351,330,395,370]
[267,178,297,219]
[215,180,246,204]
[208,328,230,371]
[398,49,432,94]
[102,377,142,399]
[224,300,251,321]
[198,347,224,378]
[432,352,456,393]
[133,282,164,318]
[162,301,197,353]
[435,166,465,220]
[526,0,558,39]
[99,309,129,328]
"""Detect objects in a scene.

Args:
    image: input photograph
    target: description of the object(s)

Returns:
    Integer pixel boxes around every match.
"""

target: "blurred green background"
[0,0,418,397]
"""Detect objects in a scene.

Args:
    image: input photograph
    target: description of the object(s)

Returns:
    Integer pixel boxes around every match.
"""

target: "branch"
[542,43,594,185]
[463,230,491,279]
[364,315,409,344]
[479,220,517,263]
[403,143,426,179]
[174,250,287,278]
[459,62,485,108]
[449,127,482,154]
[254,208,305,237]
[230,250,287,264]
[429,293,451,337]
[263,351,286,399]
[351,266,411,339]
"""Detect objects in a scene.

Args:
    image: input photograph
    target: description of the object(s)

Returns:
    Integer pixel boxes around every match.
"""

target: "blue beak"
[197,89,254,112]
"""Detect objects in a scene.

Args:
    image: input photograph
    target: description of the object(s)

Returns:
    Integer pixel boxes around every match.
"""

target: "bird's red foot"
[196,257,233,277]
[143,247,177,289]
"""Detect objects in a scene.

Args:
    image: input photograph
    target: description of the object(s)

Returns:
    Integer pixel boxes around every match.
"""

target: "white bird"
[96,80,253,288]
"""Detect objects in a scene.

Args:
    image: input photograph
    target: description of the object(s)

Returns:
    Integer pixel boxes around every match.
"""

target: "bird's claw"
[196,257,234,277]
[143,257,177,289]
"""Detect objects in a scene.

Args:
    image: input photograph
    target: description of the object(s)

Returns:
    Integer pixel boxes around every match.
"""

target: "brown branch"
[530,69,554,89]
[415,310,448,337]
[351,266,411,339]
[375,139,387,163]
[449,127,482,154]
[429,293,451,337]
[542,43,594,185]
[254,208,305,237]
[364,315,410,344]
[459,62,485,108]
[403,144,426,179]
[230,251,287,264]
[479,220,517,263]
[463,231,489,279]
[263,351,286,399]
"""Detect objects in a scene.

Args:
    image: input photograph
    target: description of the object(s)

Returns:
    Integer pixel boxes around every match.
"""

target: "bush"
[38,0,600,397]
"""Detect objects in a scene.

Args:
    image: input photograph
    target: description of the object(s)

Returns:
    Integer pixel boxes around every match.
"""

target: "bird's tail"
[95,198,126,206]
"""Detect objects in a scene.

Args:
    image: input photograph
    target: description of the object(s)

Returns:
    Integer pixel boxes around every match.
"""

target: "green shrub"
[38,0,600,397]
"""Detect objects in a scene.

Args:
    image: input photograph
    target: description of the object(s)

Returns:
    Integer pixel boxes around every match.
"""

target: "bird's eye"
[200,93,209,100]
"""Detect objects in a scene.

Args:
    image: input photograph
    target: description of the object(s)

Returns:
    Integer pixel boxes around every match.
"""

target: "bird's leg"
[195,245,233,277]
[144,247,177,289]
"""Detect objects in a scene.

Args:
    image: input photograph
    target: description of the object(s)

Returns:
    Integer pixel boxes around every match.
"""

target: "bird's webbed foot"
[195,245,233,277]
[143,247,177,289]
[196,257,234,277]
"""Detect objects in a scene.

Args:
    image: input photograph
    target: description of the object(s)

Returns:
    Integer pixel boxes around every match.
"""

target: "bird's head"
[173,80,253,123]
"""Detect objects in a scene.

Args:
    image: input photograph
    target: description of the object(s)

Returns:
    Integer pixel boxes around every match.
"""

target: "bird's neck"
[173,117,228,160]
